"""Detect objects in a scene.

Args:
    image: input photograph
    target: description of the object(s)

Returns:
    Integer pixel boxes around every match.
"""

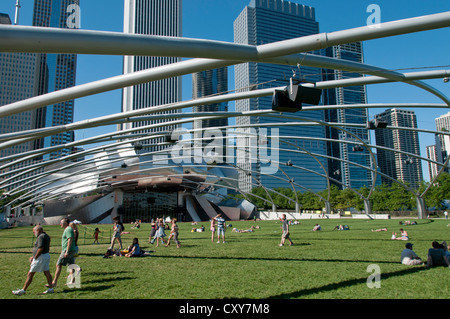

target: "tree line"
[1,173,449,214]
[233,172,450,213]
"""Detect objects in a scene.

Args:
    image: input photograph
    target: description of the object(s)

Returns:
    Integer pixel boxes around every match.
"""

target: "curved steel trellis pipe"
[1,11,450,119]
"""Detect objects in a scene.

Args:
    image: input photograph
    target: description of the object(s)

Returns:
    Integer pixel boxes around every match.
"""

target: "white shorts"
[29,253,50,273]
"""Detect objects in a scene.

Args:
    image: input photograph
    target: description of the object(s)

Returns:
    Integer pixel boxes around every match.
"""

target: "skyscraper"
[122,0,182,152]
[192,67,228,163]
[0,13,39,189]
[322,42,373,190]
[234,0,327,193]
[0,13,38,159]
[374,108,423,189]
[426,144,439,180]
[32,0,80,159]
[433,111,450,175]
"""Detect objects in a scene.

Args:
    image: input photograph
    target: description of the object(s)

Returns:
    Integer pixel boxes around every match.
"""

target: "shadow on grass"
[83,276,136,285]
[62,284,115,294]
[0,250,33,254]
[62,271,136,294]
[151,254,396,265]
[267,267,426,299]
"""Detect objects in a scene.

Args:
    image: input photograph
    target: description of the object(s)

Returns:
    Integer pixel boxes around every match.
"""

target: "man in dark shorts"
[279,214,294,247]
[49,218,77,288]
[12,225,53,295]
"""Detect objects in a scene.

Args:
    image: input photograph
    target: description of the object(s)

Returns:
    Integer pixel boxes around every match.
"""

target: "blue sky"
[1,0,450,181]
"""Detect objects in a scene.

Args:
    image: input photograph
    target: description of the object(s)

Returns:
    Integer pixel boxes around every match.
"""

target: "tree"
[248,187,270,210]
[337,188,358,210]
[370,184,391,211]
[272,187,295,210]
[425,172,450,209]
[300,191,322,210]
[387,182,414,211]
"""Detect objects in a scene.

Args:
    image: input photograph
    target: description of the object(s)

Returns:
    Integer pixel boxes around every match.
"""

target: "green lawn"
[0,218,448,299]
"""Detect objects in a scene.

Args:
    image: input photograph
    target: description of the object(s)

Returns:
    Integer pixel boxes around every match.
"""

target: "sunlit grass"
[1,218,448,299]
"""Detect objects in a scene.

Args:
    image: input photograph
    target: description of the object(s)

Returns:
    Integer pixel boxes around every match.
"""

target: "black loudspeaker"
[164,134,179,143]
[374,119,388,128]
[366,119,388,129]
[366,121,376,130]
[289,85,322,106]
[272,84,322,113]
[272,89,302,113]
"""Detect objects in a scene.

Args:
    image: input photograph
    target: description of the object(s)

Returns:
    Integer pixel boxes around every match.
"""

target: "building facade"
[322,42,374,190]
[32,0,80,159]
[121,0,182,152]
[432,111,450,176]
[0,13,38,158]
[374,108,423,189]
[192,67,228,163]
[0,13,39,189]
[426,144,439,180]
[234,0,328,194]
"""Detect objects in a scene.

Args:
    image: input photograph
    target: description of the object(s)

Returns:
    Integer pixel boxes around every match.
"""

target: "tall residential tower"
[374,108,423,189]
[121,0,182,151]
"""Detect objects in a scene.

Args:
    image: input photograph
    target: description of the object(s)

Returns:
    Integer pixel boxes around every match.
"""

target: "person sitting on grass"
[426,241,450,268]
[125,238,141,257]
[392,229,408,240]
[397,229,409,240]
[400,243,423,265]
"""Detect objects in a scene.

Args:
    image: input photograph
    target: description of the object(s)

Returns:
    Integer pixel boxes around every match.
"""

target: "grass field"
[0,218,449,300]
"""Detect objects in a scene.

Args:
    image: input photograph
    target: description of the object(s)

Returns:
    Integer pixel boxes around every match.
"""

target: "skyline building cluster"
[0,0,445,195]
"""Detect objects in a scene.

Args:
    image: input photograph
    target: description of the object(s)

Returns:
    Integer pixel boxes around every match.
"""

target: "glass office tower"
[322,42,374,190]
[32,0,80,159]
[122,0,182,152]
[234,0,328,193]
